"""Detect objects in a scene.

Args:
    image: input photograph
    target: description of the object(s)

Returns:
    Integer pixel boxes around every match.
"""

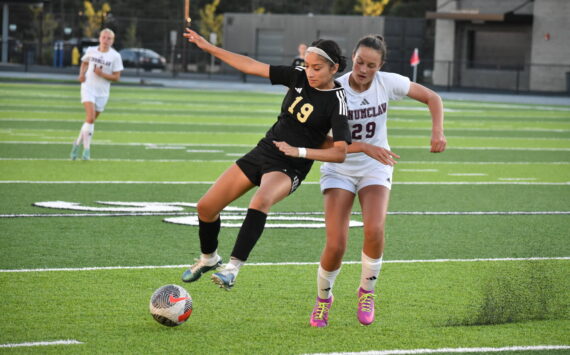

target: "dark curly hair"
[310,39,347,72]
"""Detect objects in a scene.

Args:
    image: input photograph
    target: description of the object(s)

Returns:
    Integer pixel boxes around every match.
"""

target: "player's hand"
[273,141,301,157]
[430,132,447,153]
[93,65,104,77]
[183,28,209,50]
[362,144,400,166]
[78,73,86,83]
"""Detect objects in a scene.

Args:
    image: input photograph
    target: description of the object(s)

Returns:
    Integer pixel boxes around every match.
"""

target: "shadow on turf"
[446,262,566,326]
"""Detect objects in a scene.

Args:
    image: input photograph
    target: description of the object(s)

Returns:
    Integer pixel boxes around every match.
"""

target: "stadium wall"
[222,13,425,78]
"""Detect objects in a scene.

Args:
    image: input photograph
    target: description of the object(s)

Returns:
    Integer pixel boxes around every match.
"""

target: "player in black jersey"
[180,28,351,290]
[291,43,307,67]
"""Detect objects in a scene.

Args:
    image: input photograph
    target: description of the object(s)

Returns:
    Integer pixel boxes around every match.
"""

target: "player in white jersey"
[70,28,123,160]
[309,35,447,327]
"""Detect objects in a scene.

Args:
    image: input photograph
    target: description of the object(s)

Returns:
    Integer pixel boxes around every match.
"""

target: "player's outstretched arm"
[183,28,269,78]
[273,140,347,163]
[407,82,447,153]
[321,136,399,166]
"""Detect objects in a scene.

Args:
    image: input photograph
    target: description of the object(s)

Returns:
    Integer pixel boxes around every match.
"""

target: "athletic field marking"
[0,157,236,163]
[12,116,568,131]
[302,345,570,355]
[1,257,568,273]
[0,118,272,128]
[401,161,570,165]
[499,177,537,181]
[2,211,569,218]
[0,340,83,348]
[3,141,570,152]
[185,149,224,153]
[3,156,569,166]
[448,173,488,176]
[1,180,570,185]
[0,140,253,147]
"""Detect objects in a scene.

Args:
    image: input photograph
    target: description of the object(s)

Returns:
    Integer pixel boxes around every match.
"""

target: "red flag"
[410,48,420,66]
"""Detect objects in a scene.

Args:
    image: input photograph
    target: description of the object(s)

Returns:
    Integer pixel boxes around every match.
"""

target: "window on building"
[467,30,529,70]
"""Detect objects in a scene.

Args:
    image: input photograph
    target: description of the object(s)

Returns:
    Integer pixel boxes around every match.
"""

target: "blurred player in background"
[70,28,123,160]
[180,28,351,291]
[291,42,307,67]
[309,34,447,327]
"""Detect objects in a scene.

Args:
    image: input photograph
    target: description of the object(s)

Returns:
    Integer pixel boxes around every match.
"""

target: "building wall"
[431,0,570,93]
[222,13,425,78]
[458,0,532,14]
[529,0,570,92]
[432,0,456,86]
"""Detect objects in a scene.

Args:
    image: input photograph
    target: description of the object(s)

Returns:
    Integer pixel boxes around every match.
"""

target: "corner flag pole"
[410,48,420,82]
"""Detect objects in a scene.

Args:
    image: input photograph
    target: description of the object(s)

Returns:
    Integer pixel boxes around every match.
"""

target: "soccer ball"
[149,284,193,327]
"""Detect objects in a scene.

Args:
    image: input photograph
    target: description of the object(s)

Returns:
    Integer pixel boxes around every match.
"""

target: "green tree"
[199,0,224,46]
[355,0,390,16]
[385,0,436,17]
[123,19,141,48]
[333,0,357,15]
[28,4,58,64]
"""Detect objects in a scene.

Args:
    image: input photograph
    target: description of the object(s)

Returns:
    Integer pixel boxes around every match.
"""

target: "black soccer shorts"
[236,144,308,195]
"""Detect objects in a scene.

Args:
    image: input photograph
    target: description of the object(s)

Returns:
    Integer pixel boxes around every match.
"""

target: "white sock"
[200,251,220,266]
[82,123,95,150]
[227,257,244,274]
[317,265,340,300]
[74,122,89,145]
[360,251,383,292]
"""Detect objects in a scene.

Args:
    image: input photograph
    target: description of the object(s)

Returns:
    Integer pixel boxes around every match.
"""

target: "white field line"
[302,345,570,355]
[1,257,568,273]
[0,118,272,128]
[0,340,83,348]
[2,117,564,132]
[4,181,569,185]
[3,157,570,166]
[3,131,569,142]
[448,173,488,176]
[0,140,253,147]
[0,157,236,163]
[399,169,439,172]
[2,141,570,152]
[2,211,569,218]
[401,161,570,165]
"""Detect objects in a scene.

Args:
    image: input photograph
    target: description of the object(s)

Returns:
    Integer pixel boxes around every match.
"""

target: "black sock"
[231,208,267,262]
[198,217,220,254]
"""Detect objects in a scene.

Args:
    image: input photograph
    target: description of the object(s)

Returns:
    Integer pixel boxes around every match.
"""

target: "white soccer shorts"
[320,164,393,194]
[81,86,109,112]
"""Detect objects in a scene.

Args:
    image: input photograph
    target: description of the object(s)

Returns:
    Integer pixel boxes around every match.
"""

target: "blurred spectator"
[291,43,306,67]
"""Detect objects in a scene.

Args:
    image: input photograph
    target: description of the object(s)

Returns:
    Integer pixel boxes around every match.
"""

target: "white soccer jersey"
[81,46,124,97]
[322,71,410,176]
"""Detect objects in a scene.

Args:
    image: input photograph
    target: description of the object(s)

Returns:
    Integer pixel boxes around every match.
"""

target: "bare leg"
[320,188,355,271]
[197,164,255,222]
[358,185,390,259]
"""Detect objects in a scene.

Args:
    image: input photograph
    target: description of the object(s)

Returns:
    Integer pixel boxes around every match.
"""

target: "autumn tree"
[355,0,390,16]
[199,0,224,46]
[81,1,111,38]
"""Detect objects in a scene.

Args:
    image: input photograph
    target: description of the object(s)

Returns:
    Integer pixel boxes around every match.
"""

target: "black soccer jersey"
[261,65,351,152]
[237,65,351,184]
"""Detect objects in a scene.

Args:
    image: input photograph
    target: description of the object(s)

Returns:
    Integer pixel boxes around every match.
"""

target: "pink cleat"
[310,296,333,328]
[357,287,375,325]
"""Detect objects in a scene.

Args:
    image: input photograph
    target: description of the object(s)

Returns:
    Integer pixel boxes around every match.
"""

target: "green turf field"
[0,82,569,354]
